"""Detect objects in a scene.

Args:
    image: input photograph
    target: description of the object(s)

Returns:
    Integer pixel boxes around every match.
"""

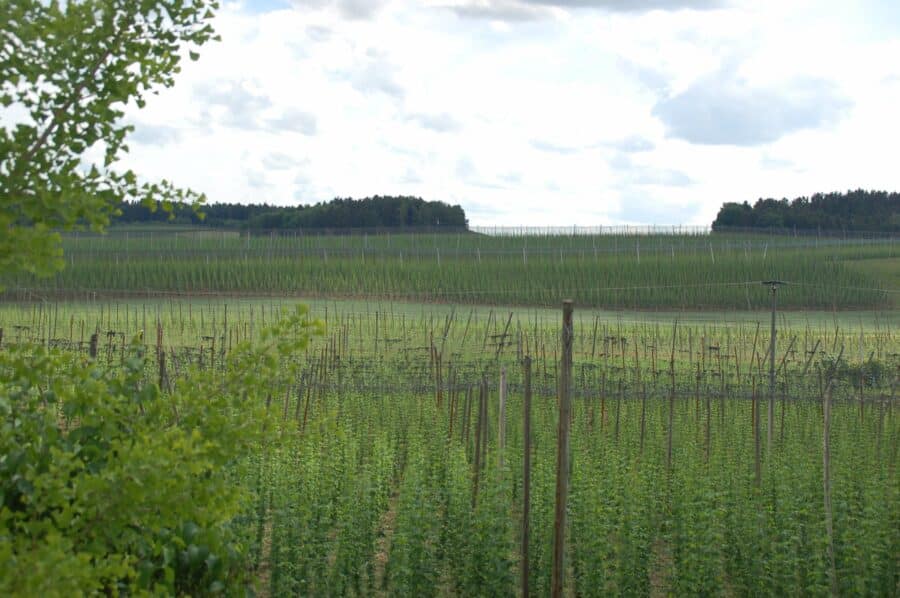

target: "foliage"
[0,305,319,595]
[113,195,469,230]
[818,353,892,389]
[712,189,900,232]
[0,0,218,282]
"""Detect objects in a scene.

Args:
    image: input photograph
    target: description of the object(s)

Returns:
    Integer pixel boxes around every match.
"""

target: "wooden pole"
[472,380,485,509]
[481,377,489,469]
[448,367,457,441]
[823,381,838,596]
[498,367,507,468]
[753,377,761,487]
[640,383,647,454]
[801,339,821,377]
[667,321,677,469]
[435,347,443,409]
[294,375,306,423]
[159,351,167,392]
[551,300,573,598]
[705,380,711,464]
[823,345,843,596]
[463,385,473,448]
[667,387,675,470]
[768,283,778,453]
[615,382,621,443]
[522,357,532,598]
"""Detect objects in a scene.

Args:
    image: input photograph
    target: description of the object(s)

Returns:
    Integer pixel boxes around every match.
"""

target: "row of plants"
[1,300,896,594]
[252,369,897,596]
[2,299,896,399]
[61,229,895,254]
[3,245,894,308]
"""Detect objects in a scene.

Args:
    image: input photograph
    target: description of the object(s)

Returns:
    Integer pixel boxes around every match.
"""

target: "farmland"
[1,229,898,595]
[2,228,897,309]
[5,0,900,592]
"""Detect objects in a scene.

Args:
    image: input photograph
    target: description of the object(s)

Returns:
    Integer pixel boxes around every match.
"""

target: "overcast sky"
[121,0,900,226]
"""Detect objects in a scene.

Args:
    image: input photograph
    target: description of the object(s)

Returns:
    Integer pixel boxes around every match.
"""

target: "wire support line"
[778,281,900,295]
[0,280,793,298]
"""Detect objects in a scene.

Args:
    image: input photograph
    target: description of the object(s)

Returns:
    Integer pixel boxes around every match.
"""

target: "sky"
[120,0,900,226]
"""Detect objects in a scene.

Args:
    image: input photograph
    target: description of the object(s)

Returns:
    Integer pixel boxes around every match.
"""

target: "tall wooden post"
[667,321,677,469]
[156,320,163,369]
[472,380,485,509]
[481,377,489,469]
[159,351,167,392]
[823,346,843,596]
[764,281,784,454]
[640,383,647,454]
[497,368,506,465]
[551,300,574,598]
[522,357,532,598]
[434,346,443,410]
[463,385,473,448]
[753,378,761,487]
[823,381,838,596]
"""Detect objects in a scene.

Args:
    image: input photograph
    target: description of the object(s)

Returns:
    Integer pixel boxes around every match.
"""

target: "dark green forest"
[116,189,898,233]
[114,195,468,230]
[712,189,899,233]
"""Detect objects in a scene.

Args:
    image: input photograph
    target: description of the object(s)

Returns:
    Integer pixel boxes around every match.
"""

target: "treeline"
[712,189,900,233]
[114,195,468,229]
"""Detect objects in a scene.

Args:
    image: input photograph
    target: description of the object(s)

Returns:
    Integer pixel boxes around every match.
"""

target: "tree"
[0,0,218,282]
[0,2,318,594]
[710,201,753,230]
[711,190,900,233]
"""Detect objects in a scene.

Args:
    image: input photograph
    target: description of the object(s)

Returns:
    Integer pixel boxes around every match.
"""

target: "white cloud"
[653,72,852,146]
[341,49,405,98]
[129,123,182,146]
[266,108,319,135]
[193,79,272,130]
[262,152,307,170]
[406,112,463,133]
[113,0,900,225]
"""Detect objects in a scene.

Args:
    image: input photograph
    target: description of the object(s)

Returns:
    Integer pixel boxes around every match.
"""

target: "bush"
[0,306,319,595]
[818,353,896,389]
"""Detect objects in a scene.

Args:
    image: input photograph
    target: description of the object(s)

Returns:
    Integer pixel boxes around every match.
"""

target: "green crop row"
[2,301,896,595]
[251,384,897,596]
[4,243,896,309]
[62,227,895,255]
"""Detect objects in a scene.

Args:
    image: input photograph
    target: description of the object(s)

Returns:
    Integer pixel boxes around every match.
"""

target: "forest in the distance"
[113,189,899,233]
[114,195,468,229]
[712,189,899,233]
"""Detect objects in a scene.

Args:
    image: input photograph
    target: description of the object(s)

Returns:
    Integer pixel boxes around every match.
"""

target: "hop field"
[2,229,897,309]
[1,230,897,595]
[5,0,896,590]
[2,297,898,594]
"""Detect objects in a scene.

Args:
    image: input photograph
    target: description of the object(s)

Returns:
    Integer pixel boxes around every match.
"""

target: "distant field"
[844,257,900,288]
[2,230,897,310]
